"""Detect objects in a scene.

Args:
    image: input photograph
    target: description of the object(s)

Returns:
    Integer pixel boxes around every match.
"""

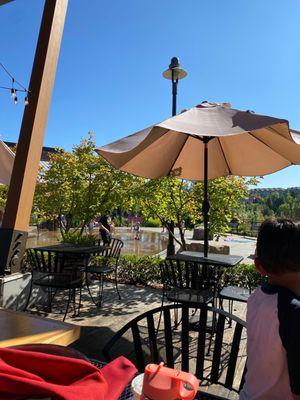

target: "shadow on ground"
[27,282,164,359]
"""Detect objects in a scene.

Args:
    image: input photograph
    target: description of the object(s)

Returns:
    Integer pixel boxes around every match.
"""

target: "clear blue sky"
[1,0,300,189]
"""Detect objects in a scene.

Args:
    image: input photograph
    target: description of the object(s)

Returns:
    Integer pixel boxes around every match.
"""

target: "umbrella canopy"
[0,140,14,185]
[98,102,300,257]
[98,102,300,180]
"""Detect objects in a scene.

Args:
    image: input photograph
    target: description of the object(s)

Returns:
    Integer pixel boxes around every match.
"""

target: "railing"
[228,220,263,236]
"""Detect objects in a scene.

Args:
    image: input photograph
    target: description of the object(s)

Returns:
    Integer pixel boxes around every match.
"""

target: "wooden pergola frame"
[0,0,68,275]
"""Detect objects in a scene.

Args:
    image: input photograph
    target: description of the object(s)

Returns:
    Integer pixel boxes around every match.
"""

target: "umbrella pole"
[202,137,211,257]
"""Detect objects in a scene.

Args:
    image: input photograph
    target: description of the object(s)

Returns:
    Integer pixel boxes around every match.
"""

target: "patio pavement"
[27,281,247,362]
[26,281,248,398]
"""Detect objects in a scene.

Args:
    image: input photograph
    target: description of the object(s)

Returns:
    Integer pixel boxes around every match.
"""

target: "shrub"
[92,254,162,286]
[92,253,261,290]
[118,255,161,285]
[142,217,162,228]
[61,232,98,246]
[222,262,264,289]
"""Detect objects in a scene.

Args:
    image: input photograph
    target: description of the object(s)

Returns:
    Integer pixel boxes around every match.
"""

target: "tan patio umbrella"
[98,101,300,256]
[0,140,14,185]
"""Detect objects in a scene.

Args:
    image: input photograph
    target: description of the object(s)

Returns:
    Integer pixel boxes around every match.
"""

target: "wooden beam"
[0,0,68,274]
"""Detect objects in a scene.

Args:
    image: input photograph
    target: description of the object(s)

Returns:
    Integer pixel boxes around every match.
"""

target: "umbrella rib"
[248,130,292,163]
[217,137,232,174]
[167,133,190,176]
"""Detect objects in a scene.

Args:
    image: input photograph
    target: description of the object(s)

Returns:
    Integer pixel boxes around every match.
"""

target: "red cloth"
[0,347,137,400]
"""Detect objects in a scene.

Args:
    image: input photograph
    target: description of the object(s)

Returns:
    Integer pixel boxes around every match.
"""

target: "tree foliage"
[33,133,135,236]
[129,175,256,249]
[0,133,260,248]
[0,185,8,210]
[242,189,300,224]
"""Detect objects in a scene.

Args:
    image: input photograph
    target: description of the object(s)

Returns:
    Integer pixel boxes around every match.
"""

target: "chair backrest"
[161,258,222,292]
[26,248,61,273]
[103,305,247,394]
[97,238,124,259]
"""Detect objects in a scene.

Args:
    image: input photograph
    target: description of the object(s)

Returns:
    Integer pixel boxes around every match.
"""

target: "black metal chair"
[218,273,266,320]
[219,286,250,315]
[103,304,247,398]
[85,238,124,307]
[161,258,223,307]
[24,248,84,321]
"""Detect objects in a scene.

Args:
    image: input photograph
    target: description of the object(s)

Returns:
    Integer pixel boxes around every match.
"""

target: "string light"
[11,88,17,100]
[0,63,29,106]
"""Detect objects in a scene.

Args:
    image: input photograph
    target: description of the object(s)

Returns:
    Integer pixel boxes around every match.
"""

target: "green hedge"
[95,254,262,289]
[94,254,161,286]
[61,232,98,245]
[222,263,265,289]
[142,217,162,227]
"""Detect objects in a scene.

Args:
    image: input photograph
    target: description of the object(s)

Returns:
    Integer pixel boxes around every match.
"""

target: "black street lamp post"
[162,57,187,255]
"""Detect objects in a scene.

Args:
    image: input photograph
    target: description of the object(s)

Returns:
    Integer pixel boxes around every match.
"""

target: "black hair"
[256,219,300,274]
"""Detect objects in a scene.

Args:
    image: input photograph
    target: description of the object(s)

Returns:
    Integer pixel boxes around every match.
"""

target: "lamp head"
[163,56,187,81]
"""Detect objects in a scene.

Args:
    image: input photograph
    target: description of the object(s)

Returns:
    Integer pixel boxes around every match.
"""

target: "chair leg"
[77,287,82,316]
[86,274,100,308]
[97,274,104,308]
[115,270,121,300]
[228,300,233,327]
[48,288,59,313]
[173,302,182,329]
[46,288,56,313]
[72,288,76,317]
[207,298,218,356]
[219,297,224,310]
[63,288,72,322]
[207,309,216,356]
[156,291,165,334]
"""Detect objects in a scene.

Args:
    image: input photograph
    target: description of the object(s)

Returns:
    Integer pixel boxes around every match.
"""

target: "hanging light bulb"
[14,95,18,105]
[24,94,29,106]
[11,88,17,100]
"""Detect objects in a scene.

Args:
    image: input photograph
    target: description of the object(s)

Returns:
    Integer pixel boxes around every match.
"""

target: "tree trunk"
[178,223,186,250]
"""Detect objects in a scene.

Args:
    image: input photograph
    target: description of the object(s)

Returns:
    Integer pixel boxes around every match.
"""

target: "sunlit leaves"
[34,133,135,234]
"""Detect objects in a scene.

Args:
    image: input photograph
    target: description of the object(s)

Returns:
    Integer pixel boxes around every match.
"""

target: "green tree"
[34,133,135,237]
[278,193,300,219]
[130,175,256,249]
[194,176,257,238]
[131,177,196,249]
[0,185,8,210]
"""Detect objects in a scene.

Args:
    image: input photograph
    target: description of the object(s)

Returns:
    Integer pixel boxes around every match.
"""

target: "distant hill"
[249,187,300,200]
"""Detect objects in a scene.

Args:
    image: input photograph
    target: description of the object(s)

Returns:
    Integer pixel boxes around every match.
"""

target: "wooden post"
[0,0,68,275]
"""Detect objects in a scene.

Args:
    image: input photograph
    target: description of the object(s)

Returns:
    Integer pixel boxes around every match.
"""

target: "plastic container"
[131,373,144,400]
[132,363,199,400]
[143,363,198,399]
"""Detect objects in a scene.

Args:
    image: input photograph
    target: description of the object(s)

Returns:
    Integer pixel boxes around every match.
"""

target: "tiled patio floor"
[27,282,248,398]
[28,281,247,352]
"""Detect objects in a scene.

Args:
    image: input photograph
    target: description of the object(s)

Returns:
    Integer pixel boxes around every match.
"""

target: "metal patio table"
[33,243,108,256]
[32,243,108,270]
[167,251,243,268]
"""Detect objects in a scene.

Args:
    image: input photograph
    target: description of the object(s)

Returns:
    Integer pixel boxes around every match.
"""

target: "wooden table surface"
[0,308,80,347]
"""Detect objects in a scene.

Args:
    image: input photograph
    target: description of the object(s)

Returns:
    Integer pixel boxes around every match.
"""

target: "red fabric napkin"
[0,347,137,400]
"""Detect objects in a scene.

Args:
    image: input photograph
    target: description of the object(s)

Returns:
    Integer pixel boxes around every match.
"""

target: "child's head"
[256,219,300,275]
